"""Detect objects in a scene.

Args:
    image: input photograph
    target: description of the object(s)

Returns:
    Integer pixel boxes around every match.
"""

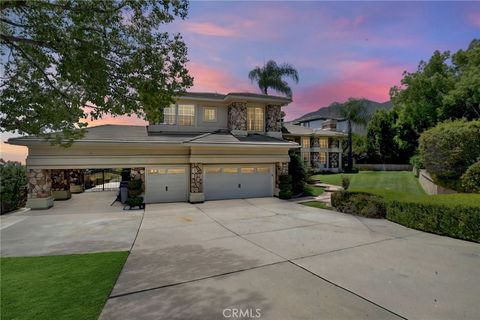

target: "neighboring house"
[8,92,298,208]
[283,119,347,172]
[293,116,366,135]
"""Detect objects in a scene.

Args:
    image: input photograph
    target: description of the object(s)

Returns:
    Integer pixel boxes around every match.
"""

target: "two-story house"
[8,92,297,209]
[283,120,347,172]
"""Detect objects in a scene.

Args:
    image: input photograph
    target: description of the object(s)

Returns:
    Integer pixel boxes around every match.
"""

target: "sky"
[1,1,479,163]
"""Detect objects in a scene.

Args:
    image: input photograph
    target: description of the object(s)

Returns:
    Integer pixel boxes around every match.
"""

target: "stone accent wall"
[69,169,84,186]
[227,102,247,131]
[190,163,203,193]
[311,137,319,147]
[265,105,282,132]
[51,169,70,191]
[329,153,339,168]
[275,162,289,189]
[27,169,52,198]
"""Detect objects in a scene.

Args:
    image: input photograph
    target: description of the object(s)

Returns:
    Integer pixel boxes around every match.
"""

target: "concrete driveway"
[100,198,480,320]
[0,192,142,256]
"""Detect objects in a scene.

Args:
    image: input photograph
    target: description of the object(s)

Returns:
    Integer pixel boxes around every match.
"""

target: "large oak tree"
[1,0,193,144]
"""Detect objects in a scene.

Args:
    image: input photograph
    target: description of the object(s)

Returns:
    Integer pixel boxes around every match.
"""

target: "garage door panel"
[145,166,188,203]
[204,165,273,201]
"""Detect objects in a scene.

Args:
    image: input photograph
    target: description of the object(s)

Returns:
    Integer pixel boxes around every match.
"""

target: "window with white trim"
[247,107,264,132]
[203,107,217,122]
[163,104,176,125]
[177,105,195,126]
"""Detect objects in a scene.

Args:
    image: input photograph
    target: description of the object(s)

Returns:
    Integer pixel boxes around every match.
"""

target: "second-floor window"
[164,105,176,125]
[302,137,310,148]
[247,107,264,132]
[203,107,217,122]
[319,137,328,148]
[178,105,195,126]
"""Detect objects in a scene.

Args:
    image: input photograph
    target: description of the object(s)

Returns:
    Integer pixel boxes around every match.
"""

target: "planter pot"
[26,196,54,210]
[52,190,72,200]
[70,184,84,193]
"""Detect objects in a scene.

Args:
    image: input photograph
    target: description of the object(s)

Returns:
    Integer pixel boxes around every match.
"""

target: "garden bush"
[341,175,350,190]
[127,179,143,197]
[279,175,292,199]
[331,191,386,218]
[419,120,480,190]
[289,152,307,195]
[0,160,27,214]
[461,161,480,193]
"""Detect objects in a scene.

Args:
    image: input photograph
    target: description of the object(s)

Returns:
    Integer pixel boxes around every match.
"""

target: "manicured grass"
[301,201,330,210]
[1,251,128,320]
[312,171,425,196]
[303,184,325,196]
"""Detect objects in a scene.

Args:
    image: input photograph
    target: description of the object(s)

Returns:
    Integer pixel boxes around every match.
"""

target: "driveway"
[0,192,142,256]
[100,198,480,320]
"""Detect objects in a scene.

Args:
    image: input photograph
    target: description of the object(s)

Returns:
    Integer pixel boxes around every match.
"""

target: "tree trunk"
[348,120,353,172]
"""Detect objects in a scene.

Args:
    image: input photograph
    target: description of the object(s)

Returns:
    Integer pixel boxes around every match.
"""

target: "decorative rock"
[228,102,247,131]
[190,163,203,193]
[265,105,282,132]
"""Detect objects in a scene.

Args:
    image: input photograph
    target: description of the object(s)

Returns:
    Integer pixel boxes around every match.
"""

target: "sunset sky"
[1,1,479,162]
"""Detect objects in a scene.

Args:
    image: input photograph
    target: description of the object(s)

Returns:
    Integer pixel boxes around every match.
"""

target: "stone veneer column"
[26,169,54,209]
[265,105,282,132]
[227,102,247,135]
[275,162,289,197]
[189,163,204,203]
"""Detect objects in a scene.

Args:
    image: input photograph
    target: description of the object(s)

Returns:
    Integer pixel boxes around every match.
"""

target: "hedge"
[331,190,480,242]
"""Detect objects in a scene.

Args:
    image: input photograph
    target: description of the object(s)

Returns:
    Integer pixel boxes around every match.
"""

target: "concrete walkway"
[101,198,480,320]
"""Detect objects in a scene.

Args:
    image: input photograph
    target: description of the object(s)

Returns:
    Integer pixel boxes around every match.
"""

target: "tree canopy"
[340,98,369,171]
[248,60,299,97]
[1,0,193,144]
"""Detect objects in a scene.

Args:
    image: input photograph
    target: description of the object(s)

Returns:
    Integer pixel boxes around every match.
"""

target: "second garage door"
[204,164,274,201]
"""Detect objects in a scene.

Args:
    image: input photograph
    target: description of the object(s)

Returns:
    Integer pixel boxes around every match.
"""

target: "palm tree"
[340,98,369,172]
[248,60,299,97]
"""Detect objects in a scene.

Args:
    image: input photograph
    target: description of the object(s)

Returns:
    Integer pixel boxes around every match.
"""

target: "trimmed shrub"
[341,175,350,190]
[386,201,480,242]
[0,160,27,214]
[331,191,386,218]
[461,161,480,193]
[419,120,480,190]
[126,196,144,208]
[279,175,292,200]
[289,152,307,195]
[128,179,143,197]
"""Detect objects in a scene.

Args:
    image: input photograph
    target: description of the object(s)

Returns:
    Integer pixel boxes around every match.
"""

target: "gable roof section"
[283,123,347,137]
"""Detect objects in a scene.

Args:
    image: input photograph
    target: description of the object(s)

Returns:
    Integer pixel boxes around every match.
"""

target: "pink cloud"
[334,16,365,29]
[184,22,240,37]
[285,59,406,120]
[188,62,255,93]
[467,12,480,27]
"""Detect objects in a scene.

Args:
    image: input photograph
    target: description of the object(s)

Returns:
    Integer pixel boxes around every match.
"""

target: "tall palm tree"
[340,98,369,172]
[248,60,299,97]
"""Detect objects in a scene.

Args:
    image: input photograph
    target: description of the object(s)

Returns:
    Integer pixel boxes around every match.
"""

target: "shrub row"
[331,191,480,242]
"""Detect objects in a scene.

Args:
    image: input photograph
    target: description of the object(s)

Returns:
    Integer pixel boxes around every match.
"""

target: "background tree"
[340,98,368,172]
[1,0,193,144]
[248,60,299,97]
[367,109,401,164]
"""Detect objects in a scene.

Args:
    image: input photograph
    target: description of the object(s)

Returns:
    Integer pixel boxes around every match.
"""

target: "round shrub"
[419,120,480,190]
[461,161,480,193]
[279,175,292,199]
[331,191,386,218]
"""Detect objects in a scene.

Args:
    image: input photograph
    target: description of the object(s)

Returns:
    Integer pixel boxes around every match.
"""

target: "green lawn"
[312,171,425,196]
[301,201,330,210]
[1,251,128,320]
[303,184,325,196]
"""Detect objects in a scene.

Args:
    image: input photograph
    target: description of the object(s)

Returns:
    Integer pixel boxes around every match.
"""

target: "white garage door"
[145,165,188,203]
[204,164,274,201]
